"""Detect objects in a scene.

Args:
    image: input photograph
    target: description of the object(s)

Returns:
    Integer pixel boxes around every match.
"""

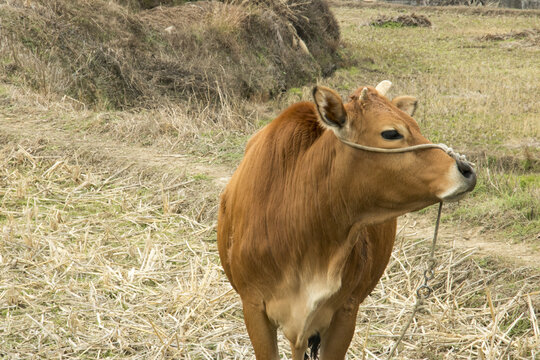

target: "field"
[0,1,539,359]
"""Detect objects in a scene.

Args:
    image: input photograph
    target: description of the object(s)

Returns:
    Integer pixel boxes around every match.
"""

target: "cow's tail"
[304,333,321,360]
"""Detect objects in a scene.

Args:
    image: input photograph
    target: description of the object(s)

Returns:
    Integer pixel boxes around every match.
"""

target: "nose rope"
[338,137,475,167]
[337,136,472,358]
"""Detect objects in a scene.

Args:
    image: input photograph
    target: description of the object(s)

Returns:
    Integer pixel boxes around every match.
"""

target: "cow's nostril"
[457,160,474,179]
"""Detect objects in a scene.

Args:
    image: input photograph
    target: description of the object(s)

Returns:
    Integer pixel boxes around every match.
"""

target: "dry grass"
[352,217,540,359]
[0,0,340,109]
[370,13,432,27]
[481,28,540,46]
[0,144,230,358]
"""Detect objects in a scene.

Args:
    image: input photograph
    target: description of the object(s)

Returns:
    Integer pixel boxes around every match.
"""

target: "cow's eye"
[381,130,403,140]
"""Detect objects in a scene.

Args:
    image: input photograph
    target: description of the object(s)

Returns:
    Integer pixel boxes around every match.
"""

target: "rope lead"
[387,202,443,359]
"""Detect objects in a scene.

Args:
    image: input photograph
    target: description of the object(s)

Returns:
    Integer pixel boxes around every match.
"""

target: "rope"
[387,202,443,359]
[334,135,466,358]
[338,137,474,167]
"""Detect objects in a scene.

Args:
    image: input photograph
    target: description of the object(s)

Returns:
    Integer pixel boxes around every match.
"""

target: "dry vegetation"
[480,28,540,45]
[0,0,340,108]
[0,0,539,359]
[370,13,432,27]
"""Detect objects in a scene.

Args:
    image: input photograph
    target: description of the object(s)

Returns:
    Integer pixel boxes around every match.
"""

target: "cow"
[217,81,476,360]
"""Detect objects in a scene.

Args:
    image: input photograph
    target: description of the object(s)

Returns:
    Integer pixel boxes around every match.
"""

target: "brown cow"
[217,81,476,360]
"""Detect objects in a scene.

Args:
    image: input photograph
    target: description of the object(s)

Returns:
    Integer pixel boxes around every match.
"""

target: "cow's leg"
[290,341,308,360]
[319,298,360,360]
[242,301,279,360]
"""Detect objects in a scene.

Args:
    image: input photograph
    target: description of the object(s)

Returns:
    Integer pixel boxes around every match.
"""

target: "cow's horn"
[375,80,392,96]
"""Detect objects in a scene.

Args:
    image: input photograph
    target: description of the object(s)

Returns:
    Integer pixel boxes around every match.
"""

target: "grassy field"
[1,2,539,359]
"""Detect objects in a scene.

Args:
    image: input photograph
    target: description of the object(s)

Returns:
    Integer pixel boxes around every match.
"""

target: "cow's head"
[312,81,476,222]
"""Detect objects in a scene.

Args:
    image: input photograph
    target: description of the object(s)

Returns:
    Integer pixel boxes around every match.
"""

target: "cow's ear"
[392,96,418,117]
[312,86,347,129]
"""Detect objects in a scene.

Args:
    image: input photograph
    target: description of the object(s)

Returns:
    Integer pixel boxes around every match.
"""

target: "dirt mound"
[0,0,340,109]
[117,0,182,10]
[258,0,341,75]
[481,28,540,46]
[422,0,486,5]
[370,13,432,27]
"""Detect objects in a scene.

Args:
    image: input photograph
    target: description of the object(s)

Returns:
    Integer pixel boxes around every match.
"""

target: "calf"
[217,81,476,359]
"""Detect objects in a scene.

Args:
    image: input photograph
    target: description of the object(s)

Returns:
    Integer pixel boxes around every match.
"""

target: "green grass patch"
[372,21,404,28]
[192,173,211,181]
[446,169,539,241]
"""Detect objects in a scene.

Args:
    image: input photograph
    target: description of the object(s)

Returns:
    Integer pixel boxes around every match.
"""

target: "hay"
[370,13,432,27]
[116,0,182,10]
[481,28,540,46]
[0,0,340,109]
[1,144,538,359]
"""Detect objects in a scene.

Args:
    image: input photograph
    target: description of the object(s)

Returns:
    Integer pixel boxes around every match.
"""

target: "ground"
[0,1,539,359]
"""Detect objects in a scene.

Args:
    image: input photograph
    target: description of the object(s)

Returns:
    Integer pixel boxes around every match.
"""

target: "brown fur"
[217,85,474,359]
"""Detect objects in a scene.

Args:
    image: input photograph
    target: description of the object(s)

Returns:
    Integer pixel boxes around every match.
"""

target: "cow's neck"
[295,132,381,228]
[283,133,374,255]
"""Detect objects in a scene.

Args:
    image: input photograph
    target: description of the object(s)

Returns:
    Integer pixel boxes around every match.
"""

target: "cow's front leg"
[290,340,308,360]
[319,297,360,360]
[242,299,279,360]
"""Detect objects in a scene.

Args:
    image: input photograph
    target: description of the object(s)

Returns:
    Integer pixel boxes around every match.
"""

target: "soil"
[400,213,540,269]
[0,108,232,185]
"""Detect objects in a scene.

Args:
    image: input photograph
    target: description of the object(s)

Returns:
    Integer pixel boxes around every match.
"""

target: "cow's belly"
[265,275,342,348]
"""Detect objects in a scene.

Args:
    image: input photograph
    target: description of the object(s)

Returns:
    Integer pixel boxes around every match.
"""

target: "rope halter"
[337,136,475,168]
